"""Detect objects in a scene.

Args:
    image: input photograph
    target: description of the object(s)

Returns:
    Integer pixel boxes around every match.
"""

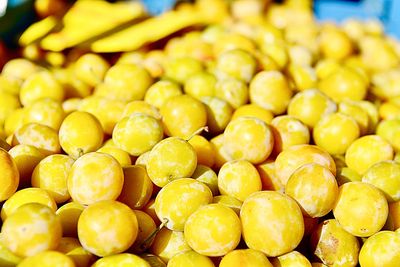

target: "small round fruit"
[310,219,360,267]
[155,178,212,231]
[67,152,124,205]
[118,165,153,209]
[188,135,215,168]
[287,89,337,128]
[92,253,150,267]
[0,148,19,201]
[286,163,338,218]
[319,27,353,60]
[362,160,400,202]
[313,113,360,155]
[201,96,233,134]
[275,144,336,185]
[220,249,273,267]
[184,203,241,257]
[9,144,45,185]
[249,70,293,115]
[184,71,216,100]
[150,228,192,263]
[271,115,310,154]
[223,117,274,164]
[31,154,74,203]
[24,98,65,130]
[121,100,161,120]
[377,119,400,152]
[1,203,62,258]
[144,80,182,109]
[56,237,96,267]
[215,78,248,109]
[164,57,203,84]
[74,53,109,87]
[345,135,394,175]
[338,100,369,135]
[56,202,85,237]
[270,251,311,267]
[59,111,104,159]
[216,49,256,83]
[231,104,274,124]
[147,137,197,187]
[113,114,163,156]
[359,231,400,267]
[218,160,262,201]
[1,187,57,221]
[19,71,64,106]
[256,160,284,192]
[130,210,156,253]
[160,95,207,139]
[240,191,304,257]
[17,251,75,267]
[333,181,388,237]
[192,164,219,196]
[97,146,131,166]
[13,122,61,156]
[77,200,138,257]
[168,250,214,267]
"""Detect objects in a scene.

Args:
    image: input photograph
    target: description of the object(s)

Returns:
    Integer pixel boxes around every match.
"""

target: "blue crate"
[314,0,400,38]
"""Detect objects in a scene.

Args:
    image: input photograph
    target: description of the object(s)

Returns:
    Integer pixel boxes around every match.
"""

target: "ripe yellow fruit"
[1,58,42,82]
[56,202,85,238]
[1,187,57,221]
[338,100,370,135]
[362,160,400,202]
[288,64,317,91]
[0,232,22,266]
[20,71,64,106]
[359,231,400,267]
[92,253,151,267]
[95,64,153,102]
[24,98,65,130]
[318,66,367,102]
[223,117,274,164]
[150,228,192,263]
[56,237,96,267]
[155,178,212,231]
[67,152,124,205]
[215,78,248,109]
[286,163,338,218]
[270,251,312,267]
[240,191,304,257]
[192,164,219,195]
[144,80,182,109]
[78,96,125,135]
[216,49,256,83]
[275,144,336,185]
[97,146,132,166]
[164,57,203,84]
[78,200,138,257]
[0,148,20,201]
[4,108,25,137]
[271,115,310,154]
[184,203,241,256]
[333,182,388,237]
[118,165,153,209]
[147,137,197,187]
[319,27,353,60]
[130,210,156,253]
[1,203,62,258]
[313,113,360,155]
[59,111,104,159]
[310,219,360,266]
[218,160,261,201]
[184,71,216,100]
[121,100,161,120]
[113,114,164,156]
[0,92,20,126]
[201,96,233,134]
[13,122,61,156]
[74,53,110,87]
[377,119,400,152]
[249,70,293,115]
[231,104,274,124]
[345,135,394,175]
[168,250,214,267]
[8,144,44,185]
[219,249,273,267]
[256,160,284,192]
[188,135,215,168]
[31,154,74,203]
[17,251,75,267]
[287,89,337,128]
[160,95,207,139]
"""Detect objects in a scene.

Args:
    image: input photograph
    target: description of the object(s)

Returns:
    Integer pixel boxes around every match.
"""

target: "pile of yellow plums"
[1,0,400,266]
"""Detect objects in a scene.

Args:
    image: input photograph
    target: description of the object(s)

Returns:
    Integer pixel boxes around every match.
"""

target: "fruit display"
[1,0,400,266]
